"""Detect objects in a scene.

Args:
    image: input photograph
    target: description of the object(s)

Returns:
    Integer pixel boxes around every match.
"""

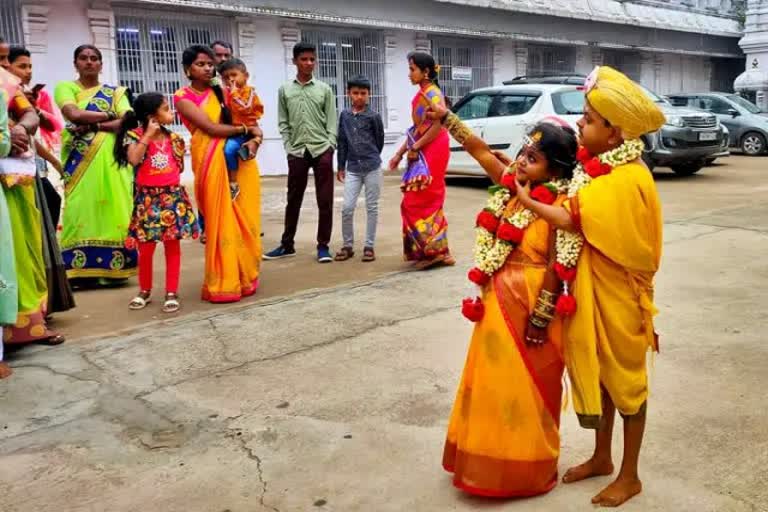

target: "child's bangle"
[240,124,248,135]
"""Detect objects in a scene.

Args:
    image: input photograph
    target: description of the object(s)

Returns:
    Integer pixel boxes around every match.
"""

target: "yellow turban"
[585,66,665,139]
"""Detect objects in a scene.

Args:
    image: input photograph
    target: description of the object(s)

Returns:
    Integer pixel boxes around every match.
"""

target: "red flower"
[468,268,491,286]
[530,185,557,205]
[500,172,517,189]
[496,222,525,243]
[556,294,577,316]
[476,210,500,233]
[584,158,612,178]
[554,262,577,282]
[462,297,485,322]
[576,146,593,163]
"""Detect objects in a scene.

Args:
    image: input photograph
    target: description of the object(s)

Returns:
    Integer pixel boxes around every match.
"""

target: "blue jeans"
[341,169,382,249]
[224,134,249,172]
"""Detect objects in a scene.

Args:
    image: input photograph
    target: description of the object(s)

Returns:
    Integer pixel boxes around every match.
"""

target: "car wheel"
[741,132,766,155]
[671,163,703,176]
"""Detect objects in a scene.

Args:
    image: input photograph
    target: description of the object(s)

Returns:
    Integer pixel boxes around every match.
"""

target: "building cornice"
[130,0,744,58]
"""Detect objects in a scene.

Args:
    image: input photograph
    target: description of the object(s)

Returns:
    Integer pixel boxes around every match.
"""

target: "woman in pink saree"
[389,52,454,269]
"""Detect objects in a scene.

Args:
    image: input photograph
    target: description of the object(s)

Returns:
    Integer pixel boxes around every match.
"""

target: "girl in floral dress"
[114,92,199,313]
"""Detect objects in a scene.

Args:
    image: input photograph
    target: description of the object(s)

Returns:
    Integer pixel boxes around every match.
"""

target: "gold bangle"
[241,124,248,135]
[444,112,473,145]
[530,316,550,329]
[539,290,557,302]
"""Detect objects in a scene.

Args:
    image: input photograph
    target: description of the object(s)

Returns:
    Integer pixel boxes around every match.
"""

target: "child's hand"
[242,139,259,159]
[515,177,533,207]
[146,118,162,138]
[337,169,345,183]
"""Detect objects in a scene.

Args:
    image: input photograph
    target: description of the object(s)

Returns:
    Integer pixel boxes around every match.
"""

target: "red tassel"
[556,294,577,316]
[468,268,490,286]
[576,146,593,163]
[496,222,524,243]
[462,297,485,322]
[500,172,517,189]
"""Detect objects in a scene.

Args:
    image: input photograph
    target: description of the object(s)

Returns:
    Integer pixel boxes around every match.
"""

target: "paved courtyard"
[1,156,767,511]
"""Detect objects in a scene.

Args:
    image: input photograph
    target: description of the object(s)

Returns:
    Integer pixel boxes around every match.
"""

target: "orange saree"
[174,87,261,303]
[443,197,565,497]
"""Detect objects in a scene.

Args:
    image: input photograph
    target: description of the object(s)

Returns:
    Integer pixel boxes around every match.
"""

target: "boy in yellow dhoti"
[516,66,665,507]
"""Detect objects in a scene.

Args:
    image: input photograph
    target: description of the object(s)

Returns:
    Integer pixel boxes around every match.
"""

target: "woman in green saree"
[0,67,64,350]
[54,44,136,287]
[0,89,16,378]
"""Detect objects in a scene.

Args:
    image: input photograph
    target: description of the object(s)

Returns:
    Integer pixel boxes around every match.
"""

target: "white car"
[447,84,584,176]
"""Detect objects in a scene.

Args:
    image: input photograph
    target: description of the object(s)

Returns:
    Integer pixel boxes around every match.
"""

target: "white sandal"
[163,293,180,314]
[129,291,152,310]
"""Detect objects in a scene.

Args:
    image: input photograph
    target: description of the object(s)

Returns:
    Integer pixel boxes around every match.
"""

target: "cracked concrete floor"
[2,157,767,511]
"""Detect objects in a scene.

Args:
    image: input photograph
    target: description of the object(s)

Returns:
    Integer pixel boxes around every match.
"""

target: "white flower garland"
[555,139,645,269]
[474,171,569,276]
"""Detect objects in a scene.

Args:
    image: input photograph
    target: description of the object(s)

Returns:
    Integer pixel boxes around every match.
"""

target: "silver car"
[667,93,768,156]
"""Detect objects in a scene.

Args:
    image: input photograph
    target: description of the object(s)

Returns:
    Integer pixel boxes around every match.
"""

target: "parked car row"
[446,74,766,178]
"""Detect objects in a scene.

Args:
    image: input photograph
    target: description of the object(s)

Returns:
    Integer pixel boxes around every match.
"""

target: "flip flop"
[362,248,376,262]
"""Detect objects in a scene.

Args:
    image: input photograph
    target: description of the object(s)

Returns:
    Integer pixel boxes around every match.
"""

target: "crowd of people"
[1,32,666,508]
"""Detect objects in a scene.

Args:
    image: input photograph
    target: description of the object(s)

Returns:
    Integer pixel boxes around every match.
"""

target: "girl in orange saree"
[431,106,578,497]
[388,52,453,269]
[174,45,262,303]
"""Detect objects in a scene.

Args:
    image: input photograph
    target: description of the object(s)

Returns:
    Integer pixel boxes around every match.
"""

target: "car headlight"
[665,115,685,127]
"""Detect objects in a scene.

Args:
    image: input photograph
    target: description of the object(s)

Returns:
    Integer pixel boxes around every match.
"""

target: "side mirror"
[727,109,739,117]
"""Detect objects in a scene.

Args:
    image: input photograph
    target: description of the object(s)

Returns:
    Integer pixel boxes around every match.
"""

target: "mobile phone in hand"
[32,83,45,94]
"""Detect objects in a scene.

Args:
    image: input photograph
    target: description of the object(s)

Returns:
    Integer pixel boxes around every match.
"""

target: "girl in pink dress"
[114,92,199,313]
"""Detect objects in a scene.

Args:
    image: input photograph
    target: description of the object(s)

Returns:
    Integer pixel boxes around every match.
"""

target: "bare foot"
[591,476,642,507]
[562,458,614,483]
[0,362,13,379]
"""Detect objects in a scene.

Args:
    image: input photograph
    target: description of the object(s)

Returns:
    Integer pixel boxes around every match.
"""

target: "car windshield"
[726,94,762,114]
[639,85,669,105]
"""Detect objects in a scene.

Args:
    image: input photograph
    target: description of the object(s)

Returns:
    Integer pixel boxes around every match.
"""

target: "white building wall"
[15,0,741,174]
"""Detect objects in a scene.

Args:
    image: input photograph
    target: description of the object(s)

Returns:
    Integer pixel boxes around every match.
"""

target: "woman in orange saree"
[174,45,262,303]
[430,106,578,497]
[388,52,453,269]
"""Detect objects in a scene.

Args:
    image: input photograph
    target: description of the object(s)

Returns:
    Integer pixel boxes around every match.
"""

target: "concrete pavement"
[1,156,767,511]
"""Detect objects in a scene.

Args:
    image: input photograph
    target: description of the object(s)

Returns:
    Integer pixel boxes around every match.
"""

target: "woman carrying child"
[429,101,578,497]
[115,92,199,313]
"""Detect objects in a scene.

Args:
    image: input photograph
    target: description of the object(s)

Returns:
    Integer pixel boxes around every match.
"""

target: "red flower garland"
[476,210,500,233]
[496,222,525,243]
[530,185,557,205]
[583,158,612,178]
[576,146,593,163]
[554,262,577,282]
[500,172,517,189]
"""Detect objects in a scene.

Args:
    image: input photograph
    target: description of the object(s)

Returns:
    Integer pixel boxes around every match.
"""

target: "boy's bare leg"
[592,404,646,507]
[563,387,616,483]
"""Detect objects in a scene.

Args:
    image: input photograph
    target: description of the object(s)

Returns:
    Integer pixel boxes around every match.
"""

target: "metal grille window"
[602,50,642,81]
[431,38,493,106]
[114,10,234,131]
[0,0,24,45]
[527,45,576,77]
[300,28,386,124]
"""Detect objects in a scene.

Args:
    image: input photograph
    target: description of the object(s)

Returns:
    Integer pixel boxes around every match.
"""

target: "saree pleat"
[34,170,75,313]
[443,200,564,498]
